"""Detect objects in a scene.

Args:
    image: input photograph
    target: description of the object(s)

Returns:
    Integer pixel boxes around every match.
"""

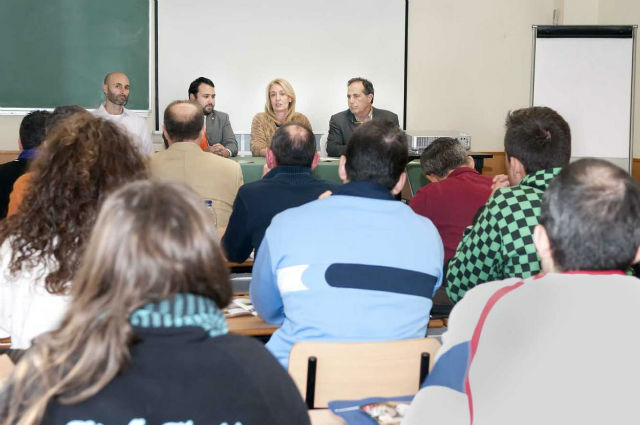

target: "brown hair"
[0,180,232,424]
[0,114,148,294]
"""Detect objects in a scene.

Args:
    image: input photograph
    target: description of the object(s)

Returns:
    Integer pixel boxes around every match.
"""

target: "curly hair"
[0,114,148,294]
[0,181,231,424]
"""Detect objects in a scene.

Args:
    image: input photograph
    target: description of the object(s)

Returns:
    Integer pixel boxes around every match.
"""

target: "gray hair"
[420,137,468,178]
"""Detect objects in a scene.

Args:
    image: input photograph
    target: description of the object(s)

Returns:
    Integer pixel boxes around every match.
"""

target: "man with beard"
[94,72,154,156]
[188,77,238,157]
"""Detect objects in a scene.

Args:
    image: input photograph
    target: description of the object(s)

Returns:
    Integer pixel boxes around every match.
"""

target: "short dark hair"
[19,110,50,150]
[540,158,640,271]
[188,77,215,98]
[504,106,571,174]
[348,77,374,104]
[46,105,90,134]
[345,119,407,190]
[420,137,468,178]
[270,122,316,167]
[164,101,203,142]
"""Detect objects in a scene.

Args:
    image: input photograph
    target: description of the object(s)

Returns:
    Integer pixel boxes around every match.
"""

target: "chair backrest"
[319,134,328,157]
[0,354,15,383]
[288,338,441,408]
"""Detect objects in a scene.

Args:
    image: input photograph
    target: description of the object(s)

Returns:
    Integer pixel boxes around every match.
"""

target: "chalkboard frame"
[0,0,152,115]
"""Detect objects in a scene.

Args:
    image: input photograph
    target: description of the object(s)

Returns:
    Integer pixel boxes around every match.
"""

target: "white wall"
[406,0,556,151]
[0,0,638,155]
[598,0,640,157]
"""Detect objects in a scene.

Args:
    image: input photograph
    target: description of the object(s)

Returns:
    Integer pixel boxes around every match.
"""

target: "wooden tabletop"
[226,313,446,337]
[226,314,278,336]
[308,409,346,425]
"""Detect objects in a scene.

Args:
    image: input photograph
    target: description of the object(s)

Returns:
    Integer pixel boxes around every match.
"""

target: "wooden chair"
[288,338,441,408]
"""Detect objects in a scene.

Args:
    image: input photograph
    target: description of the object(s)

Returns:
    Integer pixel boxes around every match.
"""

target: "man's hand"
[491,174,510,196]
[209,143,230,157]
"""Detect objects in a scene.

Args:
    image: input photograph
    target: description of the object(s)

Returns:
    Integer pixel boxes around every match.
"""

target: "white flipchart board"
[531,26,637,172]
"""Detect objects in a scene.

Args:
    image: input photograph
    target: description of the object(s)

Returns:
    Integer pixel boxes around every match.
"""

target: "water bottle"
[204,199,217,228]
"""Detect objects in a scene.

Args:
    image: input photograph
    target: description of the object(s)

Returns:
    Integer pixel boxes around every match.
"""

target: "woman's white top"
[0,239,70,349]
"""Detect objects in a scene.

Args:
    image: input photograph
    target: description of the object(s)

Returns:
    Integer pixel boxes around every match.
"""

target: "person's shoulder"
[252,111,269,122]
[330,109,350,121]
[122,107,145,122]
[291,112,310,122]
[373,107,398,120]
[214,110,229,120]
[0,159,26,176]
[203,333,285,370]
[269,195,326,225]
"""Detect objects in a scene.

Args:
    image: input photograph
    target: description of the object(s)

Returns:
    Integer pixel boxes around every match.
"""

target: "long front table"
[231,154,492,197]
[232,157,342,185]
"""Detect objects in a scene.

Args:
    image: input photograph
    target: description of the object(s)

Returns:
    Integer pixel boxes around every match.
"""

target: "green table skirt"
[232,157,429,196]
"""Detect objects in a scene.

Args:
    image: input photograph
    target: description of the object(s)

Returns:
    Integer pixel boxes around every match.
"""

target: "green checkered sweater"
[445,168,562,303]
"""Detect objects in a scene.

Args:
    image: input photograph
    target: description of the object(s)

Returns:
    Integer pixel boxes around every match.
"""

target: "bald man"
[148,100,243,230]
[94,72,154,156]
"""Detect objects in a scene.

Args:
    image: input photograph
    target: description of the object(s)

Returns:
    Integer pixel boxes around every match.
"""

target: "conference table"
[231,153,492,197]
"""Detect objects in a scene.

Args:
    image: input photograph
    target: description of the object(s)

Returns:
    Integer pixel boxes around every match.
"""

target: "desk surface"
[308,409,346,425]
[226,312,446,337]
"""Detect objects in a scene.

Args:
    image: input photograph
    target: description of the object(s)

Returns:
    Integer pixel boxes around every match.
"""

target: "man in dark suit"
[188,76,238,157]
[0,110,49,218]
[326,77,399,157]
[222,122,335,262]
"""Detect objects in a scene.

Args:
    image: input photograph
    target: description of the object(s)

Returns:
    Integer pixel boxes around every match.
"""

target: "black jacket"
[42,331,310,425]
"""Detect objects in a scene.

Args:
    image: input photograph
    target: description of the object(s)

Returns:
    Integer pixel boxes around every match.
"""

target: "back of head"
[540,158,640,271]
[164,100,203,142]
[19,110,50,150]
[345,119,408,190]
[504,106,571,174]
[188,76,215,97]
[46,105,91,134]
[0,181,231,425]
[420,137,468,178]
[270,122,316,167]
[73,180,232,310]
[0,113,148,294]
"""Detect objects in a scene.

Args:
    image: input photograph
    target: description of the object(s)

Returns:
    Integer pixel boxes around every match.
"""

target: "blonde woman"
[250,78,312,156]
[0,181,310,425]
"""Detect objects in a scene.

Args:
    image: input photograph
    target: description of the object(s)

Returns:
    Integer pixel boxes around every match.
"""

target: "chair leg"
[305,356,317,409]
[419,352,430,387]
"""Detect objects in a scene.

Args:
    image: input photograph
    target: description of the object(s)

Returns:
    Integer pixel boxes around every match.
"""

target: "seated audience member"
[446,106,571,303]
[250,78,312,157]
[251,120,444,368]
[410,137,492,264]
[403,159,640,425]
[188,76,238,157]
[0,110,49,219]
[326,77,399,157]
[222,122,336,262]
[0,114,147,350]
[149,100,243,230]
[94,71,154,156]
[0,181,310,425]
[6,106,90,216]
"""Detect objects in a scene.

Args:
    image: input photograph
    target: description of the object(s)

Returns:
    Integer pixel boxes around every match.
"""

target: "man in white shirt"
[94,72,153,156]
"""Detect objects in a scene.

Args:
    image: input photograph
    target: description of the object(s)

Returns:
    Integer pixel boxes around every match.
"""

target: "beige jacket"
[249,112,312,156]
[149,142,243,228]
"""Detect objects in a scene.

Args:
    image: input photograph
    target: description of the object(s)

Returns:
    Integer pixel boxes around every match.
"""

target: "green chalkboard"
[0,0,149,110]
